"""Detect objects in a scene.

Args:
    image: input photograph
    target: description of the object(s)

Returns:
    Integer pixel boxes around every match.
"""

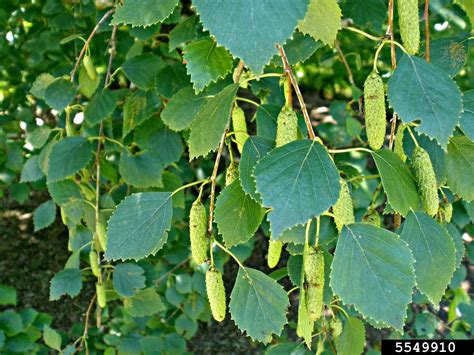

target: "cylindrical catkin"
[411,146,439,216]
[397,0,420,55]
[304,246,324,321]
[394,124,407,162]
[363,210,381,227]
[205,267,226,322]
[189,200,208,264]
[225,162,239,186]
[276,105,298,147]
[96,282,107,308]
[89,251,101,277]
[232,105,248,154]
[332,179,355,232]
[96,222,107,252]
[364,72,386,150]
[267,240,283,268]
[83,55,97,80]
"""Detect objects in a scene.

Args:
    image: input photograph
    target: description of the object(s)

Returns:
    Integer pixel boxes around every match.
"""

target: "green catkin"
[332,179,355,232]
[89,251,101,277]
[439,201,453,223]
[364,72,386,150]
[275,105,298,147]
[267,240,283,268]
[363,210,381,227]
[304,246,324,321]
[232,105,249,154]
[411,146,439,216]
[397,0,420,55]
[205,267,226,322]
[96,222,107,252]
[225,162,239,186]
[189,200,208,265]
[83,55,97,80]
[331,317,343,338]
[394,124,407,162]
[96,282,107,308]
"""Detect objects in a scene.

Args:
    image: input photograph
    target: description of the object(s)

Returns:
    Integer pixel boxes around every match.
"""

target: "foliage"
[0,0,473,353]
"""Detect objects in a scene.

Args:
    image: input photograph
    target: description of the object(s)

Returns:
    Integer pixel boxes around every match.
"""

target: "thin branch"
[234,60,245,82]
[277,44,316,140]
[335,41,354,86]
[424,0,430,62]
[208,130,228,235]
[388,0,397,69]
[77,293,97,354]
[70,9,114,82]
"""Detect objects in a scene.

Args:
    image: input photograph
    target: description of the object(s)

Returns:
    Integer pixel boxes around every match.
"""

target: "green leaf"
[144,128,183,166]
[112,0,179,27]
[256,105,281,141]
[445,136,474,201]
[30,73,55,100]
[123,90,161,138]
[161,87,208,131]
[169,15,200,50]
[371,149,421,216]
[387,55,462,147]
[330,223,415,330]
[44,78,76,111]
[124,288,165,317]
[113,263,146,297]
[188,83,239,159]
[119,148,165,188]
[0,310,23,337]
[298,0,342,46]
[254,140,340,238]
[105,192,173,261]
[20,155,44,182]
[47,137,93,182]
[0,285,17,306]
[43,325,61,351]
[84,90,117,126]
[343,0,387,33]
[193,0,310,73]
[429,37,469,77]
[78,66,99,98]
[33,200,56,232]
[122,54,165,90]
[215,179,265,248]
[335,317,366,355]
[184,38,233,93]
[26,126,52,150]
[272,31,321,65]
[155,63,190,99]
[459,90,474,140]
[400,211,456,306]
[455,0,474,25]
[49,268,83,300]
[47,179,82,206]
[239,136,274,202]
[230,267,289,343]
[447,223,465,269]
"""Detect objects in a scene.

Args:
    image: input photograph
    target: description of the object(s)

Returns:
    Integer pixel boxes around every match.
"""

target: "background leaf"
[445,136,474,201]
[112,0,179,27]
[459,90,474,140]
[230,267,289,343]
[44,78,76,111]
[113,263,146,297]
[84,90,117,126]
[33,200,56,232]
[330,223,415,330]
[105,192,173,261]
[335,317,365,355]
[255,140,340,238]
[47,137,92,182]
[161,87,208,131]
[298,0,342,46]
[49,269,82,301]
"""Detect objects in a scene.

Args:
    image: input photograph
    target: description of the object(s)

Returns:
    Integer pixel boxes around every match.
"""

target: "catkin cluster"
[364,72,386,150]
[332,179,355,232]
[232,105,249,154]
[206,267,226,322]
[267,240,283,269]
[189,200,208,264]
[304,246,325,321]
[397,0,420,55]
[275,105,298,147]
[411,146,439,216]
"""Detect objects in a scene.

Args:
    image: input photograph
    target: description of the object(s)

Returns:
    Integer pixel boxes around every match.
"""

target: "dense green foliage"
[0,0,473,353]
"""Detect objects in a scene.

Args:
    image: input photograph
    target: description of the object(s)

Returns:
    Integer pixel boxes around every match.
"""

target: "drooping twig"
[277,44,316,140]
[70,9,115,82]
[77,293,97,354]
[387,0,397,69]
[207,61,245,235]
[335,41,355,86]
[424,0,430,62]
